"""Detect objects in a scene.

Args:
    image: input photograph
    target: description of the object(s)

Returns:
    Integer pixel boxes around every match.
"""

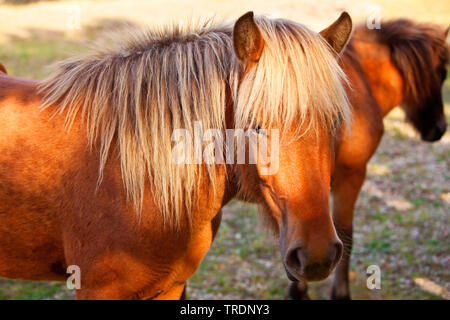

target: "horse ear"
[233,11,265,66]
[0,63,6,74]
[319,12,353,56]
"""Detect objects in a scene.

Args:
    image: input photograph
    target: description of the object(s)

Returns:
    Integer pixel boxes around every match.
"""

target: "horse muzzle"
[422,120,447,142]
[283,240,343,282]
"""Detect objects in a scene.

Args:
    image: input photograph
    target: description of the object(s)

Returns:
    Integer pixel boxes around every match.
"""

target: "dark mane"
[352,19,449,105]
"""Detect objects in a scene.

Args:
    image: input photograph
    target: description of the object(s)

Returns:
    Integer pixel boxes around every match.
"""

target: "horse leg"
[182,209,223,300]
[330,165,366,300]
[63,212,218,300]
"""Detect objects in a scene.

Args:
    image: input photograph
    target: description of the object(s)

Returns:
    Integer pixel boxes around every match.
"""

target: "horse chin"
[284,266,300,282]
[284,267,331,283]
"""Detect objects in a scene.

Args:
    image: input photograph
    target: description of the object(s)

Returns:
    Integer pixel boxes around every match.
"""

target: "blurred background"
[0,0,448,299]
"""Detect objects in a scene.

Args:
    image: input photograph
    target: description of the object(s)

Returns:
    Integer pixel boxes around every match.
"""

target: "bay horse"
[289,19,449,300]
[0,12,352,299]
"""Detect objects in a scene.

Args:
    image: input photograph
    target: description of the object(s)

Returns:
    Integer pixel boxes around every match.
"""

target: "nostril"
[286,247,304,272]
[431,124,446,141]
[438,122,447,134]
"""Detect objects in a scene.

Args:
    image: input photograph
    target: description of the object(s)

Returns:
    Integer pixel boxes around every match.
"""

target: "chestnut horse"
[289,19,449,300]
[0,12,352,299]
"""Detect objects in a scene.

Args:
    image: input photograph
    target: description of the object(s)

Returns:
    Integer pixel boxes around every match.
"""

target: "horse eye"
[253,125,261,133]
[332,119,339,130]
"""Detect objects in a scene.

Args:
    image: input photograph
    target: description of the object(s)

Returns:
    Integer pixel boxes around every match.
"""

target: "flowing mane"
[39,16,350,226]
[352,19,449,104]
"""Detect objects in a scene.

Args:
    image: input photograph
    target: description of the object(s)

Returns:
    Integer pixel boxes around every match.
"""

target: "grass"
[0,0,449,300]
[0,36,83,78]
[0,279,71,300]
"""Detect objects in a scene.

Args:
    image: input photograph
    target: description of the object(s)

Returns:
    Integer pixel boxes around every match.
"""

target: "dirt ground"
[0,0,448,299]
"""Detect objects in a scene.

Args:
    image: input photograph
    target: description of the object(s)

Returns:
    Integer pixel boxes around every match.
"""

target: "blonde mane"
[39,15,350,226]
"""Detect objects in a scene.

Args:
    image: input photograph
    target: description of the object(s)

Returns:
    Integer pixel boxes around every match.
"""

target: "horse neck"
[351,39,405,117]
